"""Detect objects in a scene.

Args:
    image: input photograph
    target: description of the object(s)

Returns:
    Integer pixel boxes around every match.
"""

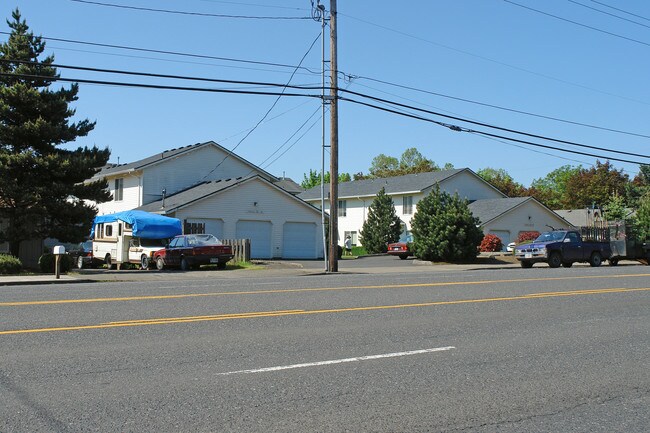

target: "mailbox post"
[53,245,65,279]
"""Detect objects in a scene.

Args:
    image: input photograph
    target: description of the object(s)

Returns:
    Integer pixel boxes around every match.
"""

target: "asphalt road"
[1,264,649,432]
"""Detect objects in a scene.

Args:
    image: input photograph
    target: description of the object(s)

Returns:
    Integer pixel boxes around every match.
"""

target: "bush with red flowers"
[479,234,503,252]
[517,231,540,243]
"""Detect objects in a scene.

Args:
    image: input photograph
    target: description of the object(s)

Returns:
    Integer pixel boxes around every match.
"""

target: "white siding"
[142,145,269,205]
[96,173,142,215]
[426,170,504,201]
[170,178,323,259]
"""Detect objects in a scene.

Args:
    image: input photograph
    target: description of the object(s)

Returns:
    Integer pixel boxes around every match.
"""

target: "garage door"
[236,220,272,259]
[489,230,511,251]
[283,222,318,259]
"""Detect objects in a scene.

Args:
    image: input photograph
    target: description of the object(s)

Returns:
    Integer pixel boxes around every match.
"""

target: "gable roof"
[92,141,277,181]
[469,197,571,227]
[137,175,322,216]
[299,168,491,201]
[273,177,304,195]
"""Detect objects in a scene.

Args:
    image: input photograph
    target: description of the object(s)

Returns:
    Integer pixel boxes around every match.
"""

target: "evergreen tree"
[634,191,650,241]
[0,10,110,256]
[410,186,483,262]
[359,187,402,253]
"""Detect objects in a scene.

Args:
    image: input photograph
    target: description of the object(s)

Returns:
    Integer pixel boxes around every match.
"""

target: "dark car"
[387,235,414,260]
[69,240,103,269]
[153,234,234,271]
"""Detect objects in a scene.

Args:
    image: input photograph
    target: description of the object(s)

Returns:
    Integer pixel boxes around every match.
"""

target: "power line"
[70,0,311,20]
[351,74,650,140]
[338,12,650,106]
[0,72,322,98]
[201,31,322,180]
[339,96,642,165]
[339,88,650,159]
[590,0,650,22]
[503,0,650,48]
[567,0,650,29]
[0,31,321,75]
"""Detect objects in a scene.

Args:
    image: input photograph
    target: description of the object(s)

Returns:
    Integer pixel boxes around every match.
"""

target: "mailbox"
[53,245,66,255]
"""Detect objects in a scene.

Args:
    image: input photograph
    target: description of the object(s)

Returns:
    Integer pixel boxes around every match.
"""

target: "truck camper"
[91,210,182,269]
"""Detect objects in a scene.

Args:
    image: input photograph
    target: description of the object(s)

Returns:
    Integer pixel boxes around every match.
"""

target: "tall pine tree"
[0,10,110,256]
[359,187,402,253]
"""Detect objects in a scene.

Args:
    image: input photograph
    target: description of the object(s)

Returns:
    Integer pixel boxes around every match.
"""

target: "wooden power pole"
[328,0,339,272]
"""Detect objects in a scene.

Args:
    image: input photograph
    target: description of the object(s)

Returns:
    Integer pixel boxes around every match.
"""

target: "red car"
[153,234,234,271]
[387,235,414,260]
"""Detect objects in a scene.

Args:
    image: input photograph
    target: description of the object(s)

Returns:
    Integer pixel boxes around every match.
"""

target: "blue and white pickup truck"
[515,230,612,268]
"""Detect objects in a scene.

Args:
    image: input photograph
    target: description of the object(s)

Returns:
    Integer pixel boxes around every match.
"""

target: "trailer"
[90,210,182,269]
[607,223,650,266]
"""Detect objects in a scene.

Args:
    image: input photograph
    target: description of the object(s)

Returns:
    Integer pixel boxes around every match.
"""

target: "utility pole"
[328,0,339,273]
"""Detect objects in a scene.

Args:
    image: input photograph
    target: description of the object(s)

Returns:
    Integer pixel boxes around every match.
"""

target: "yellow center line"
[2,273,650,307]
[1,287,648,336]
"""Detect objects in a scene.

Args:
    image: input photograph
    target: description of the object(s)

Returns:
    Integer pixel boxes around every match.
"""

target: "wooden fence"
[221,239,251,262]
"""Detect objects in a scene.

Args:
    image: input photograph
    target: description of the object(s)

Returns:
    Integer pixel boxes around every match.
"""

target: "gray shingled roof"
[468,197,531,224]
[273,178,304,195]
[137,177,245,214]
[298,169,466,200]
[92,141,277,181]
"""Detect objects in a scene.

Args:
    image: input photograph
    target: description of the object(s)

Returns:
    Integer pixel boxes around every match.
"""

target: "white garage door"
[489,230,511,251]
[283,222,318,259]
[236,220,272,259]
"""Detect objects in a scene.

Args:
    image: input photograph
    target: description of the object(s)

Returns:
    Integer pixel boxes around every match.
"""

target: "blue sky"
[3,0,650,186]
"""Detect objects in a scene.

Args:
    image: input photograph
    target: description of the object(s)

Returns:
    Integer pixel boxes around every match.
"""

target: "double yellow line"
[1,286,648,335]
[2,273,650,307]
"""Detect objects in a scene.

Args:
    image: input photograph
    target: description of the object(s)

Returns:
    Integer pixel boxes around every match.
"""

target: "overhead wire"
[200,31,322,180]
[339,96,642,165]
[503,0,650,48]
[567,0,650,29]
[69,0,312,20]
[589,0,650,22]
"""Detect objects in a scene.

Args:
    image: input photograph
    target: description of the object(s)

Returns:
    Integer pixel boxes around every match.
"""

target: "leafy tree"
[410,186,483,262]
[0,10,110,256]
[368,153,399,178]
[529,165,581,209]
[604,192,627,221]
[398,147,439,173]
[476,167,527,197]
[631,190,650,241]
[563,161,628,209]
[359,187,401,253]
[300,169,351,189]
[626,164,650,208]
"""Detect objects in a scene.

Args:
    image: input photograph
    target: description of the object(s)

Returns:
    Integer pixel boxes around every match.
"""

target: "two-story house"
[91,141,323,259]
[299,168,569,249]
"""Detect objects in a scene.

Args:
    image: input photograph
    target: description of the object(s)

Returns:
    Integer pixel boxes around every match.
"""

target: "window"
[114,178,124,201]
[403,196,413,214]
[338,200,347,217]
[344,231,358,246]
[105,224,113,237]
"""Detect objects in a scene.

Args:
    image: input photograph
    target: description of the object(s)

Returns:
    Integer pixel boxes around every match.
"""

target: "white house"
[299,169,570,250]
[91,141,323,259]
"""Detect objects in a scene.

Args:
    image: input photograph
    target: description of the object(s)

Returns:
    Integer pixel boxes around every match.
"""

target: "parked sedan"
[387,235,414,260]
[69,240,103,269]
[153,234,234,271]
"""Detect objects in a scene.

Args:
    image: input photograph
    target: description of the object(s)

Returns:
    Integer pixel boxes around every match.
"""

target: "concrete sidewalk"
[0,256,522,286]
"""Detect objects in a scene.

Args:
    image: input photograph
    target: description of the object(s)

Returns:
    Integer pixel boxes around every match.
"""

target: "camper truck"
[91,210,182,269]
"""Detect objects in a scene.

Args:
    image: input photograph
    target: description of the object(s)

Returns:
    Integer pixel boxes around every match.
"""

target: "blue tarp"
[90,210,182,239]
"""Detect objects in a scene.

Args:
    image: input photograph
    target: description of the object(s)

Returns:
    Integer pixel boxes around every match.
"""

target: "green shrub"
[351,246,367,256]
[479,234,503,252]
[0,254,22,274]
[411,186,483,262]
[39,253,72,273]
[359,187,402,254]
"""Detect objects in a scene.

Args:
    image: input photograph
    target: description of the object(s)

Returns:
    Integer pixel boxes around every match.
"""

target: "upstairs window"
[338,200,347,217]
[114,178,124,201]
[403,196,413,214]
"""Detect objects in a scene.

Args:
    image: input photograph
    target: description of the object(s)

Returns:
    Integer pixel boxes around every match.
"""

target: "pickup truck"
[153,234,234,271]
[515,230,611,268]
